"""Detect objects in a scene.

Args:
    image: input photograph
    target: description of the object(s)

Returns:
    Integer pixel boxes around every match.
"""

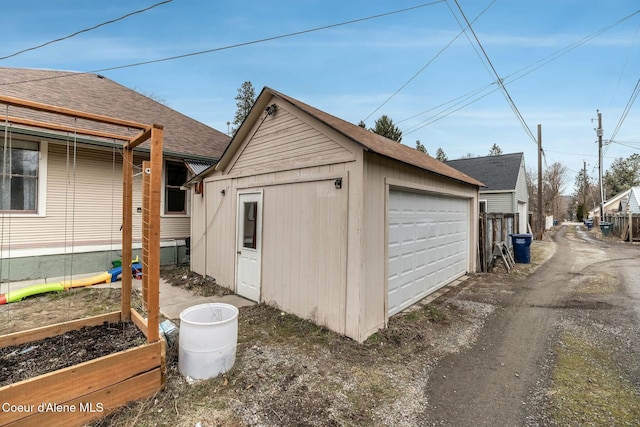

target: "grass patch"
[403,304,447,323]
[550,332,640,425]
[576,272,619,294]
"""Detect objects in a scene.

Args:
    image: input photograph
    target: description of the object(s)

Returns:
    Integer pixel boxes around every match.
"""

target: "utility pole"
[537,124,543,239]
[583,160,587,220]
[596,110,604,224]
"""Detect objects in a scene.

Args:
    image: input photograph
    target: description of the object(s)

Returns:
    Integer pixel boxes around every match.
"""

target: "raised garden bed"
[0,312,165,426]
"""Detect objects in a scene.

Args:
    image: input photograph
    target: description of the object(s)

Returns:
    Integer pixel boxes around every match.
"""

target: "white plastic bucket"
[178,303,239,380]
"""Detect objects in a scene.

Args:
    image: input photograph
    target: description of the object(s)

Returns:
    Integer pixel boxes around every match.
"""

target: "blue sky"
[2,0,640,195]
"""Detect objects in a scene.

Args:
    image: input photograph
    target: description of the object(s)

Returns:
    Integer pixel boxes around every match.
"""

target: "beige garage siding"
[261,178,348,333]
[360,152,479,337]
[227,101,354,176]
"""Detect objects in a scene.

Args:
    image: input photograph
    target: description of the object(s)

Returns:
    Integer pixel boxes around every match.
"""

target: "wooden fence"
[479,213,520,272]
[603,212,640,241]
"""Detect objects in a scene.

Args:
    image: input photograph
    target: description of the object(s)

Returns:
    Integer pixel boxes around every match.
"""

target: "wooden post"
[630,211,634,242]
[146,124,163,343]
[121,147,133,320]
[141,160,150,308]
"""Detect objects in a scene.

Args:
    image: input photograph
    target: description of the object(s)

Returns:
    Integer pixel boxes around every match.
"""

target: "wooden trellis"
[0,94,165,426]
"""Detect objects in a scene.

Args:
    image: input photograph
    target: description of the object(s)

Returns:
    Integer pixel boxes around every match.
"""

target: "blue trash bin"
[510,234,532,264]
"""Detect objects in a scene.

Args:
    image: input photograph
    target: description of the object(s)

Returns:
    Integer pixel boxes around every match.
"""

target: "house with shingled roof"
[446,152,529,234]
[185,87,482,342]
[0,67,230,281]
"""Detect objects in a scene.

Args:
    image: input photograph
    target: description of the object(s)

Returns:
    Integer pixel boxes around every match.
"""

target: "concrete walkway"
[0,271,255,320]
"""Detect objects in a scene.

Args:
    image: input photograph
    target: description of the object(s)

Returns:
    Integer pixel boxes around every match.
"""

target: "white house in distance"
[186,87,482,342]
[588,187,634,219]
[626,187,640,213]
[0,68,230,281]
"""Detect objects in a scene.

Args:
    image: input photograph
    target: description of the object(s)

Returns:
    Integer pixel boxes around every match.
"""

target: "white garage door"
[388,190,469,316]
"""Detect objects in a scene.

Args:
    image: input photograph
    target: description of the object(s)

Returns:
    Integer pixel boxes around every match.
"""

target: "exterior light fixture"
[265,104,277,115]
[334,178,342,189]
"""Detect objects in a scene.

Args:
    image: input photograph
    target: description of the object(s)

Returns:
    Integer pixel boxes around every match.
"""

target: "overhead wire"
[608,21,640,108]
[362,0,496,123]
[403,7,640,136]
[451,0,538,145]
[606,78,640,158]
[0,0,175,61]
[0,1,446,88]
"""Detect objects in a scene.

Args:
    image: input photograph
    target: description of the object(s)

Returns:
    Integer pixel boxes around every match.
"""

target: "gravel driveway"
[423,224,640,426]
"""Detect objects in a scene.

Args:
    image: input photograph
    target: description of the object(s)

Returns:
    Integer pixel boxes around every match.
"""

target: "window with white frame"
[479,200,487,213]
[165,160,188,214]
[0,140,39,212]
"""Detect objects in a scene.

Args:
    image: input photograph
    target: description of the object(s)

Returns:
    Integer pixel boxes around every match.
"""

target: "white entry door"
[236,192,262,301]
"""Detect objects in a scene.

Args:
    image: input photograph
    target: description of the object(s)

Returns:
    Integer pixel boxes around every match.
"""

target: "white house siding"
[483,192,514,214]
[2,141,191,267]
[1,143,127,249]
[358,153,478,340]
[515,159,529,232]
[628,189,640,213]
[515,159,528,205]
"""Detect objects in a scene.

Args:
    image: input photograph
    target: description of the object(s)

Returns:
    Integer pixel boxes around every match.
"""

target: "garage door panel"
[388,190,469,316]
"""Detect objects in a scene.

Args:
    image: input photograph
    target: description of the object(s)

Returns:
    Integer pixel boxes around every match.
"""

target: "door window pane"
[243,201,257,249]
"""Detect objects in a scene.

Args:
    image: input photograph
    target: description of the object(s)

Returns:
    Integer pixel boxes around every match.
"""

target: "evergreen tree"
[357,120,367,128]
[415,140,427,154]
[488,143,503,156]
[232,81,256,135]
[435,147,448,161]
[604,153,640,197]
[371,115,402,142]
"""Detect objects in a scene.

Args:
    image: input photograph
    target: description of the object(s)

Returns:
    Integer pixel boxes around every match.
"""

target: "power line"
[609,78,640,143]
[404,83,499,134]
[362,0,496,123]
[0,1,445,87]
[452,0,537,145]
[403,7,640,136]
[0,0,175,61]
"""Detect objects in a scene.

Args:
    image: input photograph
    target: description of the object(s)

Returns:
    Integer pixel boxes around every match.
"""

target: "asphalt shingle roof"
[445,152,524,191]
[0,67,230,160]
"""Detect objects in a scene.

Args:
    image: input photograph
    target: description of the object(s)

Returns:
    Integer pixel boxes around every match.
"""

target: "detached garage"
[187,87,482,342]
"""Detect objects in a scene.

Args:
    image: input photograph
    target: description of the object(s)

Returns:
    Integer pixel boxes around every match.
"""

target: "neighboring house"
[185,87,482,342]
[446,153,529,234]
[0,67,230,281]
[588,188,632,219]
[624,187,640,213]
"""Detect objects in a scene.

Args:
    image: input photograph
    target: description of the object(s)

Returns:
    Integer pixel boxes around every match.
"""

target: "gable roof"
[213,87,482,187]
[445,152,524,191]
[588,188,632,216]
[625,187,640,212]
[0,67,230,161]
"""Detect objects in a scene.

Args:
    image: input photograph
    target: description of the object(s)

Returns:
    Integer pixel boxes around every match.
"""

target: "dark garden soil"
[0,321,145,387]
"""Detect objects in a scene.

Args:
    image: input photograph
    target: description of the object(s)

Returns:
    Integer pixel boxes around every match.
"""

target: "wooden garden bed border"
[0,95,165,426]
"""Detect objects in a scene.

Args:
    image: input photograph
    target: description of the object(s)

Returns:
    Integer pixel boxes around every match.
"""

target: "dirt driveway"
[424,224,640,426]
